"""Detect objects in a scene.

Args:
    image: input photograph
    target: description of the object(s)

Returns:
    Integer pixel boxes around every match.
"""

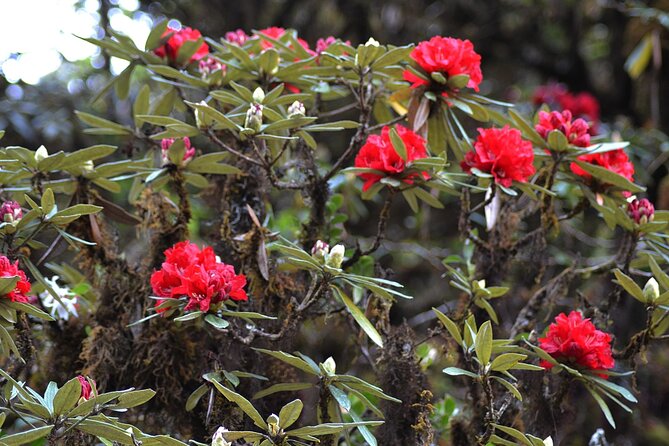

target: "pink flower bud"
[76,375,96,401]
[311,240,329,261]
[1,201,22,223]
[198,57,225,77]
[627,198,655,225]
[160,137,196,166]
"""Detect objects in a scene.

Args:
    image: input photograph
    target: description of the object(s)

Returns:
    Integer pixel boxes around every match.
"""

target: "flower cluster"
[150,241,247,313]
[311,240,345,269]
[539,311,614,376]
[461,126,535,187]
[535,110,591,148]
[570,149,635,186]
[77,375,95,401]
[627,198,655,224]
[1,201,22,223]
[0,255,31,303]
[403,36,483,93]
[354,125,429,191]
[257,26,313,54]
[225,29,249,45]
[198,57,225,77]
[533,83,600,133]
[39,276,79,321]
[160,137,196,166]
[154,26,209,64]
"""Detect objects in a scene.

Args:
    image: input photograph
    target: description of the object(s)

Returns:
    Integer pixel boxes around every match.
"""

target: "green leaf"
[185,384,208,411]
[490,353,527,372]
[252,348,318,375]
[573,160,644,193]
[279,399,303,429]
[114,389,156,409]
[491,424,533,446]
[145,19,169,51]
[53,377,82,415]
[0,276,20,296]
[41,188,55,214]
[586,385,616,428]
[205,376,267,429]
[76,419,133,443]
[332,285,383,348]
[252,382,314,400]
[328,384,351,411]
[491,376,523,401]
[1,425,53,446]
[433,308,463,346]
[648,256,669,290]
[613,269,646,303]
[475,321,493,365]
[204,314,230,329]
[442,367,479,379]
[388,127,407,161]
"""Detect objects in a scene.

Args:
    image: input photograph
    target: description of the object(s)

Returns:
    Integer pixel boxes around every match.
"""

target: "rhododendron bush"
[1,19,669,446]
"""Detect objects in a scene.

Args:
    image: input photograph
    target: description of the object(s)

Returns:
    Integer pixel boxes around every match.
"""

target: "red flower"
[570,149,634,185]
[461,126,535,187]
[559,92,600,129]
[354,125,429,191]
[0,256,31,303]
[403,36,482,92]
[160,137,196,166]
[225,29,249,46]
[150,241,247,314]
[535,110,590,148]
[627,198,654,224]
[76,375,95,401]
[256,27,314,55]
[1,201,23,223]
[154,26,209,64]
[539,311,614,376]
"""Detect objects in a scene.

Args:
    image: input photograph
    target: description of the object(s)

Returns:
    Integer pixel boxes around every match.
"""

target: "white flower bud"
[252,87,265,103]
[212,427,232,446]
[287,101,306,118]
[643,277,660,303]
[364,37,380,47]
[325,244,345,269]
[311,240,329,262]
[244,103,264,132]
[35,145,49,162]
[322,356,336,375]
[267,414,281,437]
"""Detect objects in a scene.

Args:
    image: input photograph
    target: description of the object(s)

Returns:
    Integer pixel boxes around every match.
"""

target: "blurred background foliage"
[1,0,669,444]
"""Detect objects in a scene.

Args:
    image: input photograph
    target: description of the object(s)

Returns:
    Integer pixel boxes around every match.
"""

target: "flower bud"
[252,87,265,103]
[212,427,232,446]
[643,277,660,303]
[76,375,96,402]
[322,356,336,375]
[627,198,655,225]
[34,145,48,162]
[267,414,281,437]
[311,240,329,262]
[245,103,264,132]
[287,101,306,118]
[198,57,225,78]
[1,201,22,223]
[161,137,195,166]
[364,37,380,47]
[325,244,345,269]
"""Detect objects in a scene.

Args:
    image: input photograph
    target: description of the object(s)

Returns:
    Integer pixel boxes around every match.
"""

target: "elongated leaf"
[433,308,463,346]
[206,376,267,429]
[253,382,313,400]
[1,425,53,445]
[586,385,616,428]
[252,348,318,374]
[279,399,303,429]
[475,321,493,365]
[53,377,82,415]
[613,269,646,303]
[332,285,383,347]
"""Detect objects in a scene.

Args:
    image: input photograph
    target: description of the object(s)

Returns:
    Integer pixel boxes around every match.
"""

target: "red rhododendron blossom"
[0,255,31,303]
[627,198,654,224]
[461,126,535,187]
[403,36,483,92]
[535,110,590,148]
[539,311,614,376]
[533,83,600,134]
[160,137,196,165]
[225,29,249,45]
[77,375,95,401]
[354,125,429,191]
[154,26,209,64]
[1,201,22,223]
[570,149,635,186]
[150,241,247,313]
[256,27,314,55]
